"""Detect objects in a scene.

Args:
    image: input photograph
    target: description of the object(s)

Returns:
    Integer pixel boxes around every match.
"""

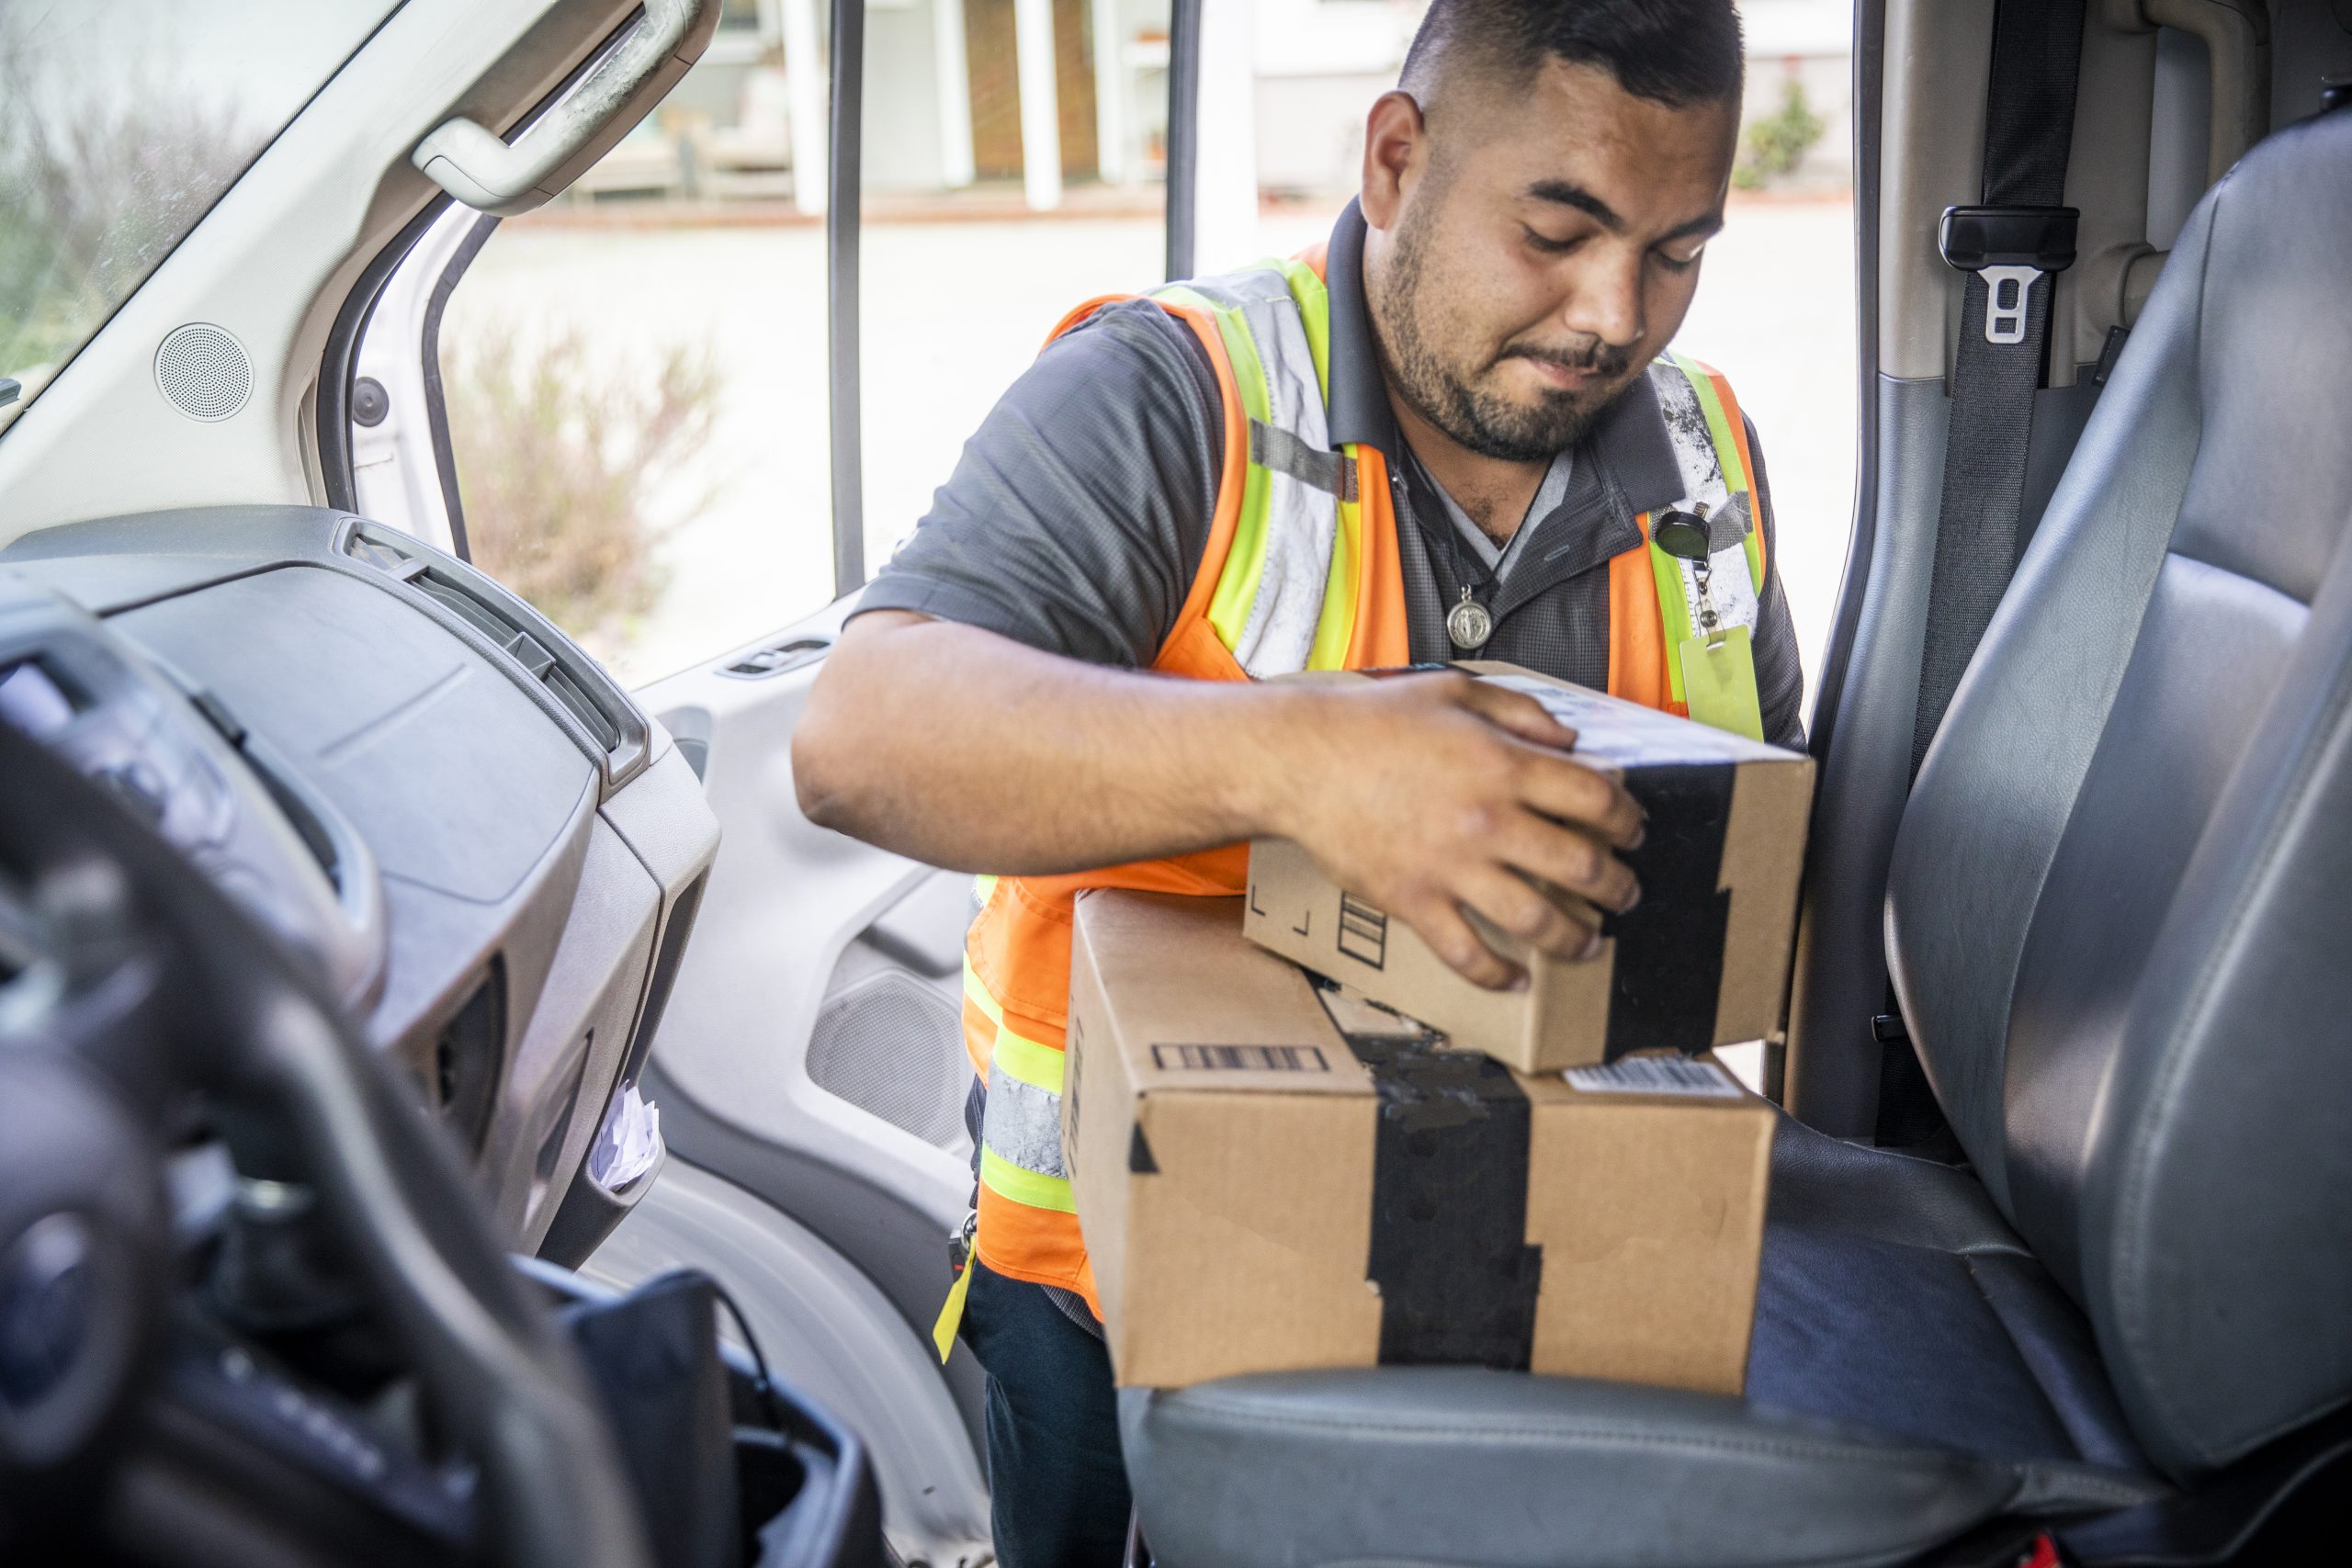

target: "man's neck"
[1386,389,1549,547]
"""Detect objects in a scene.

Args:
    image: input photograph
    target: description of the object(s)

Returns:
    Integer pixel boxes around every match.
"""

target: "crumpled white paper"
[587,1081,662,1191]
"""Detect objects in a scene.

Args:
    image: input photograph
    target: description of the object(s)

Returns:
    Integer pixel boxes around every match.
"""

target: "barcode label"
[1152,1043,1329,1072]
[1566,1056,1742,1099]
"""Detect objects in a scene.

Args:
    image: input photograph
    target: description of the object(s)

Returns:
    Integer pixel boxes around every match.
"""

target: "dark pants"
[958,1260,1131,1568]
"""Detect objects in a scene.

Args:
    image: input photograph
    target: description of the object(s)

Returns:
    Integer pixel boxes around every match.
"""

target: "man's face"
[1366,60,1738,462]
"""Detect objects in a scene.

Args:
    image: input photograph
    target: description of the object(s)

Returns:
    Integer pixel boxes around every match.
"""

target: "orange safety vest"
[956,249,1766,1321]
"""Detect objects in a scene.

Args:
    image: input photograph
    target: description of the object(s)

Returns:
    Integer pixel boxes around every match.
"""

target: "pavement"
[450,195,1858,708]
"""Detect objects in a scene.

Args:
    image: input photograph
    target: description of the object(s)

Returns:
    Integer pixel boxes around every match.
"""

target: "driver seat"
[1116,108,2352,1568]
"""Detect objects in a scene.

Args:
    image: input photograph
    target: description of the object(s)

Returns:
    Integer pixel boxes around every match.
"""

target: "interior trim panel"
[0,507,718,1256]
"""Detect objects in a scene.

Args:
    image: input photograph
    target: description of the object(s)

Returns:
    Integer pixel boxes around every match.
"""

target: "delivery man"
[794,1,1797,1561]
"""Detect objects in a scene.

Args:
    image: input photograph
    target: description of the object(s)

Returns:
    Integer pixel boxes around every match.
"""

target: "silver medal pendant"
[1446,589,1493,651]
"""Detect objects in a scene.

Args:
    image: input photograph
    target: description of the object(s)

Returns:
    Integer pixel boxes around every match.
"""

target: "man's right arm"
[790,298,1643,988]
[795,612,1645,989]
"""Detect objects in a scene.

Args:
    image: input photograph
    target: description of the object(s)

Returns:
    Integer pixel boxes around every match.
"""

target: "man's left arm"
[1743,414,1807,750]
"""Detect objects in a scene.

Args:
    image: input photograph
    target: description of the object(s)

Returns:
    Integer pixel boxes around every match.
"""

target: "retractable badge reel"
[1653,502,1766,740]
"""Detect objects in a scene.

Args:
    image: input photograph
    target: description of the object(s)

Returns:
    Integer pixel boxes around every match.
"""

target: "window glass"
[434,0,835,688]
[0,0,399,435]
[856,0,1171,574]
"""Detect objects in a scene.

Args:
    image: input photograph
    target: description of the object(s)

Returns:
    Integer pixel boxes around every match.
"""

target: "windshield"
[0,0,402,435]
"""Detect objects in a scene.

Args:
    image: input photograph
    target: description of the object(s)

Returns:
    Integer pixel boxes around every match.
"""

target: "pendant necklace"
[1445,585,1493,651]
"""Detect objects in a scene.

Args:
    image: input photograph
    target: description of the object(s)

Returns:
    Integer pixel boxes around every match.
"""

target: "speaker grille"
[808,971,969,1154]
[154,323,252,422]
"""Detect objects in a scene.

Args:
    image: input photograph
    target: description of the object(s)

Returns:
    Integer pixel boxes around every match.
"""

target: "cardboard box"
[1065,889,1775,1393]
[1243,663,1815,1071]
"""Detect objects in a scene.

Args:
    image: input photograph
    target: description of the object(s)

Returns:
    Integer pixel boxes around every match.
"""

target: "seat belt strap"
[1908,0,2087,779]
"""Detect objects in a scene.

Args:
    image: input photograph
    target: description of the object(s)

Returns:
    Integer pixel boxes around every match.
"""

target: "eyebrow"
[1521,179,1724,244]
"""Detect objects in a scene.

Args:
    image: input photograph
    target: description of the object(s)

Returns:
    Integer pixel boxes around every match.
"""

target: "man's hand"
[795,615,1642,990]
[1245,672,1643,990]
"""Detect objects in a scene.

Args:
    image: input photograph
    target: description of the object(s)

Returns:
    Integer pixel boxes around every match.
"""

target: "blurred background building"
[571,0,1850,222]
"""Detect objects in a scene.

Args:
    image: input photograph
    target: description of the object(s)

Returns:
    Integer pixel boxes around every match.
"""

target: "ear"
[1359,91,1425,231]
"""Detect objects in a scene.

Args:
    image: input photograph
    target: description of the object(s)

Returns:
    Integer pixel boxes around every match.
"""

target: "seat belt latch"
[1939,205,2079,345]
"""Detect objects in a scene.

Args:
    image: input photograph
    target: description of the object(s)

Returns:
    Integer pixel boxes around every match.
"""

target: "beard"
[1372,200,1636,463]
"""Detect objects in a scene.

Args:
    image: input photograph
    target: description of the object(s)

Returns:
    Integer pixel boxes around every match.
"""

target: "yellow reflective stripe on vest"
[1273,257,1333,400]
[1156,263,1358,677]
[1670,352,1748,491]
[1159,285,1279,653]
[978,1146,1077,1213]
[961,956,1065,1089]
[1672,354,1770,586]
[1646,356,1764,654]
[1648,530,1700,706]
[963,956,1073,1202]
[1310,487,1362,671]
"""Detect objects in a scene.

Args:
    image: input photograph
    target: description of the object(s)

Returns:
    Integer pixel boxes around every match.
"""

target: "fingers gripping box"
[1242,663,1815,1072]
[1065,890,1774,1393]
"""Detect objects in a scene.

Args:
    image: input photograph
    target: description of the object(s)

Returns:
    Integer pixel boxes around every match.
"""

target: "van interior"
[3,2,2349,1564]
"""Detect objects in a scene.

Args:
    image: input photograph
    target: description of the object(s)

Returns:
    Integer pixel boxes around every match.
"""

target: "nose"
[1557,246,1645,352]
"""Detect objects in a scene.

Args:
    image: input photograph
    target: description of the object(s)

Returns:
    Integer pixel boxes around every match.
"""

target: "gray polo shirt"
[858,200,1806,749]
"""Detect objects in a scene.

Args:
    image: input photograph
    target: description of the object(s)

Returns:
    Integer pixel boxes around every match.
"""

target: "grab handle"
[412,0,718,216]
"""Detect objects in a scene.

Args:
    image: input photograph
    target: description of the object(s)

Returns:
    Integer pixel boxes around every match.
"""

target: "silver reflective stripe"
[983,1060,1066,1179]
[1165,265,1341,677]
[1232,281,1335,675]
[1649,362,1760,635]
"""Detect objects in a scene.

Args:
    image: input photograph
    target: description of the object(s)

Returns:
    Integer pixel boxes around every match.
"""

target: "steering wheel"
[0,714,653,1566]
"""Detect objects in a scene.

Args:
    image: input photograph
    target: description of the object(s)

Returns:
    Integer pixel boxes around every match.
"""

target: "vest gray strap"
[1250,419,1357,502]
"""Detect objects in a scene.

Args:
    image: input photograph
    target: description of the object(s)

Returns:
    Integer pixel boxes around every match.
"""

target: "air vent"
[403,574,621,750]
[154,323,253,422]
[340,521,643,770]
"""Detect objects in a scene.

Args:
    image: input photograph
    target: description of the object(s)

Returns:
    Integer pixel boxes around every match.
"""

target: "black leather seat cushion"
[1751,1123,2149,1475]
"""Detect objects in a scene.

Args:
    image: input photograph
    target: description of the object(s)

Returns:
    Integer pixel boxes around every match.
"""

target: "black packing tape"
[1602,762,1736,1059]
[1340,1027,1542,1370]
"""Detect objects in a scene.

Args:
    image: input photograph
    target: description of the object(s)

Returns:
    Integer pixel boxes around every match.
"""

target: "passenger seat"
[1114,106,2352,1568]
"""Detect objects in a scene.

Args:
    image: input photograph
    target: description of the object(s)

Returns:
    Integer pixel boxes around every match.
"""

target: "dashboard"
[0,505,718,1262]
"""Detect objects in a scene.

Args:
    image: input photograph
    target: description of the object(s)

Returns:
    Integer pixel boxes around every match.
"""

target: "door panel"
[583,1149,990,1563]
[338,4,1196,1548]
[628,600,997,1530]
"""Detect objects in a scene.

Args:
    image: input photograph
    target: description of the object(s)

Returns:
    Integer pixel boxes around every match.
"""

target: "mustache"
[1496,341,1634,380]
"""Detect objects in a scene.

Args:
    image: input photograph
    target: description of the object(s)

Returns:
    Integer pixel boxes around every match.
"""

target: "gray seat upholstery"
[1119,107,2352,1568]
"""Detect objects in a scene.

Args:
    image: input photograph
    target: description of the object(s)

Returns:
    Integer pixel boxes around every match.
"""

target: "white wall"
[862,0,952,192]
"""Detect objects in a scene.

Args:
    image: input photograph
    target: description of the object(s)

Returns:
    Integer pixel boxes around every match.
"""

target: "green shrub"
[1734,79,1826,190]
[442,321,723,660]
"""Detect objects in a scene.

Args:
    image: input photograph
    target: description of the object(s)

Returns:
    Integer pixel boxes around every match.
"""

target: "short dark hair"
[1399,0,1745,109]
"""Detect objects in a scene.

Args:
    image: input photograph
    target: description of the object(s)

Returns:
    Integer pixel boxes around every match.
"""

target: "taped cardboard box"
[1243,662,1814,1071]
[1065,889,1774,1393]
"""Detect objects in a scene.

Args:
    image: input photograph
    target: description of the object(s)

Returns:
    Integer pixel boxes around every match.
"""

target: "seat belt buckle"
[1939,205,2079,345]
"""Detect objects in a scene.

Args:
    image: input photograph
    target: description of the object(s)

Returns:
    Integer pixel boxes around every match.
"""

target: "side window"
[362,0,1180,690]
[404,0,836,689]
[1,1,402,435]
[854,0,1172,577]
